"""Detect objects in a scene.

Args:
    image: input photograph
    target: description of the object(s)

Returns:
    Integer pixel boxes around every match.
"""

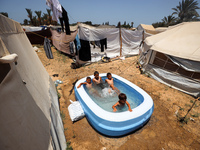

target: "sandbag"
[68,100,85,122]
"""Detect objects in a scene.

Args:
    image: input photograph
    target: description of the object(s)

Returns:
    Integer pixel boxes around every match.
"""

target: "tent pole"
[119,22,122,57]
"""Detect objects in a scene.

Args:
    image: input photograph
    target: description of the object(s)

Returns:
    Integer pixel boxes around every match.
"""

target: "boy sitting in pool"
[105,72,120,95]
[77,77,100,96]
[92,71,104,89]
[112,93,132,112]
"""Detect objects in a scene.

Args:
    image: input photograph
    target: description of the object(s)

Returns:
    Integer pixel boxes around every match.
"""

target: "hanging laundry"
[69,42,74,54]
[44,37,54,59]
[46,0,62,22]
[91,38,107,52]
[59,6,71,35]
[79,39,91,61]
[100,38,107,52]
[75,34,81,51]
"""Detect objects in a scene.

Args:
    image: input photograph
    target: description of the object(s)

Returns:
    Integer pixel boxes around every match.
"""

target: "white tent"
[0,14,66,150]
[139,22,200,97]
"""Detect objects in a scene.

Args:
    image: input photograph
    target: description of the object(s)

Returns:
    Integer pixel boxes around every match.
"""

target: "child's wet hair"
[94,71,99,75]
[118,93,127,100]
[86,77,91,80]
[107,72,111,76]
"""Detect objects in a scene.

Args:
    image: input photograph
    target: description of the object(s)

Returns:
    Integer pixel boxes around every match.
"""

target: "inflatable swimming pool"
[74,73,154,136]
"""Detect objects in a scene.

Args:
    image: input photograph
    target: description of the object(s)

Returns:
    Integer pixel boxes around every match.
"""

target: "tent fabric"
[0,14,66,150]
[50,29,78,55]
[145,22,200,62]
[78,26,143,61]
[167,55,200,72]
[146,64,200,97]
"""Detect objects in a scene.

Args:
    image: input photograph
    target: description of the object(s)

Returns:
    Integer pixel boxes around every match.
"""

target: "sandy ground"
[36,46,200,150]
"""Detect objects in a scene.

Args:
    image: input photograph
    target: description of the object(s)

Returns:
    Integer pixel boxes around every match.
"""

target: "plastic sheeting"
[146,65,200,97]
[78,26,143,61]
[167,55,200,73]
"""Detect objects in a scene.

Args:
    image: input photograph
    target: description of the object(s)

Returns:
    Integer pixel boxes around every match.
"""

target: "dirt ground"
[36,46,200,150]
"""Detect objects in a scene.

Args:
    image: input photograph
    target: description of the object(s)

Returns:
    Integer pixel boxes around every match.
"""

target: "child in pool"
[105,72,120,95]
[92,71,104,89]
[112,93,132,112]
[77,76,92,88]
[77,77,100,96]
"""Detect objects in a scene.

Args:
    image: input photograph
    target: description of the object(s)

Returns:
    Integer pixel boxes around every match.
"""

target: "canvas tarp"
[51,29,78,55]
[78,26,143,62]
[145,22,200,62]
[0,14,66,150]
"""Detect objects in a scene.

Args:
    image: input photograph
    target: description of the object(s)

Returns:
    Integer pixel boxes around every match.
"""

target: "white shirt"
[46,0,62,22]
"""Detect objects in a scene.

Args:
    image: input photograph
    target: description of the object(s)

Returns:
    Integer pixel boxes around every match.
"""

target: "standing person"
[112,93,132,112]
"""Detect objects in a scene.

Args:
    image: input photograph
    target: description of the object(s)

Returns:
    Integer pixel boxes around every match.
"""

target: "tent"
[0,14,66,150]
[139,22,200,97]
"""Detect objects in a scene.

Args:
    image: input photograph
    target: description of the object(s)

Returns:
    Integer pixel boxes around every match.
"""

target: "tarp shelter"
[0,14,66,150]
[77,24,143,63]
[50,28,78,55]
[139,22,200,97]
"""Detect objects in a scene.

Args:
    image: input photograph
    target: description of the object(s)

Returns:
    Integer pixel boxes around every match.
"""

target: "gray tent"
[139,22,200,97]
[0,14,66,150]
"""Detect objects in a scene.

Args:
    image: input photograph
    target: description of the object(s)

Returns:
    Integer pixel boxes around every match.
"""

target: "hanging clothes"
[79,39,91,61]
[46,0,62,22]
[100,38,107,52]
[74,34,81,55]
[59,6,71,35]
[69,42,74,54]
[44,38,53,59]
[75,34,81,51]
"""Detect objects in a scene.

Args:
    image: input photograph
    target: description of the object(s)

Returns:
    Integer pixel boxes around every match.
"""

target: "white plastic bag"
[68,100,85,122]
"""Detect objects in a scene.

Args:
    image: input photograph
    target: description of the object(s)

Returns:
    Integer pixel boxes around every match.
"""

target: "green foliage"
[191,113,200,117]
[60,111,65,120]
[152,0,200,28]
[172,0,200,22]
[0,12,8,17]
[24,8,58,26]
[66,141,73,150]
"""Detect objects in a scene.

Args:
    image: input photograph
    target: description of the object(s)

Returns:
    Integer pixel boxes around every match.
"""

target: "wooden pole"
[119,22,122,57]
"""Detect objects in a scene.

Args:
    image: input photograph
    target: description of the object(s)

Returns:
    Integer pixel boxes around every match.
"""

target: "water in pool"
[84,76,144,112]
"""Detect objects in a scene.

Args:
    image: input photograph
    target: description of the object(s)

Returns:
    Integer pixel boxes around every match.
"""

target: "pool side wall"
[75,88,154,136]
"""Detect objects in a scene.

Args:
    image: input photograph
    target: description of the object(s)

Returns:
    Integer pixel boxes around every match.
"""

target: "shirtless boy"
[78,77,100,96]
[77,77,93,89]
[105,72,120,94]
[92,71,104,89]
[112,93,132,112]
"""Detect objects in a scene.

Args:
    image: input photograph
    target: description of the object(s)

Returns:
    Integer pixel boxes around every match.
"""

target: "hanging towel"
[59,6,71,35]
[44,38,53,59]
[75,34,81,51]
[79,39,91,61]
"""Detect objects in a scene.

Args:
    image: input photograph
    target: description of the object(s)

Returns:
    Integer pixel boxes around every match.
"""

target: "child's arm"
[100,77,103,83]
[77,82,87,88]
[112,102,119,112]
[126,101,132,112]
